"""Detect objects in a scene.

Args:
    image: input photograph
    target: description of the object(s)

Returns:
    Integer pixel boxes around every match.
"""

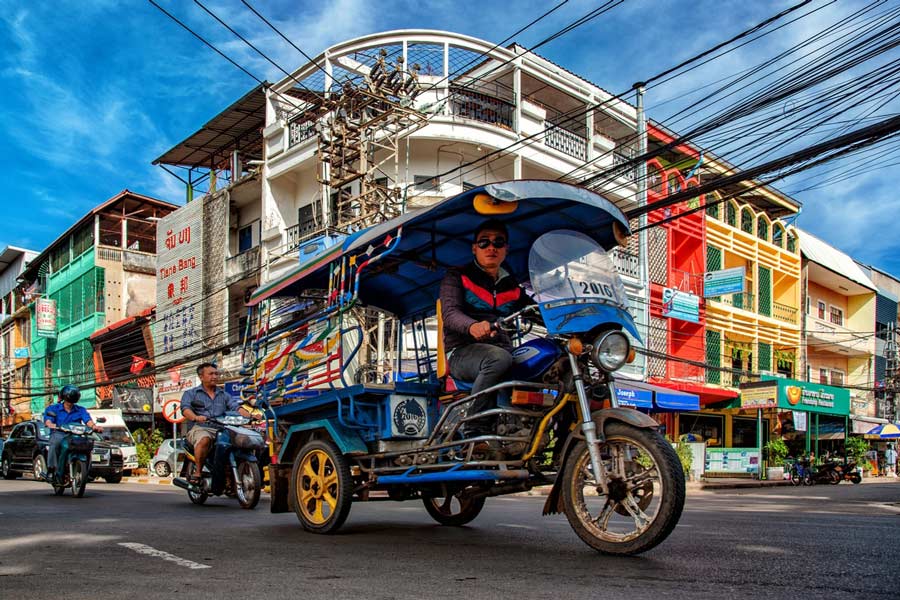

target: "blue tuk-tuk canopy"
[248,180,631,320]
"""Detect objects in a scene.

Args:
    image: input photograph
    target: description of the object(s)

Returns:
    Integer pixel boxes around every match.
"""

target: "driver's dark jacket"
[440,261,534,353]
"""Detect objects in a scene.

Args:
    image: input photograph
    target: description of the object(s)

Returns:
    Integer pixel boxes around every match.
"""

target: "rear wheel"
[828,470,841,485]
[850,473,862,485]
[1,455,18,480]
[236,461,261,510]
[802,472,814,486]
[188,488,209,505]
[154,461,171,477]
[423,486,486,526]
[291,440,353,533]
[71,460,88,498]
[561,422,685,556]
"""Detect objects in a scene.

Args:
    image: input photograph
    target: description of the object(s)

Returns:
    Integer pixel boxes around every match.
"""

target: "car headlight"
[591,330,630,372]
[112,448,122,456]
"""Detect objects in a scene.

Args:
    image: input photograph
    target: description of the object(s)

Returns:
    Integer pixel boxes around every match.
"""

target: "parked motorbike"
[43,424,95,497]
[173,414,265,509]
[831,460,862,484]
[802,461,841,485]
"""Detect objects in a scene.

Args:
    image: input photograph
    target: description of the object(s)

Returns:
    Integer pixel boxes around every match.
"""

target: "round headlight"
[591,331,630,372]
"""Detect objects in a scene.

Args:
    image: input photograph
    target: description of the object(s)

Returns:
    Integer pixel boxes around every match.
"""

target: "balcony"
[712,292,755,312]
[612,150,637,182]
[806,313,872,356]
[225,247,260,286]
[288,114,316,149]
[543,123,587,161]
[447,87,514,130]
[772,301,798,325]
[609,247,640,280]
[95,245,156,274]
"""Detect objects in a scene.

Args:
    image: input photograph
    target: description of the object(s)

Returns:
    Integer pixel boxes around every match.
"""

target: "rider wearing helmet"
[43,384,102,480]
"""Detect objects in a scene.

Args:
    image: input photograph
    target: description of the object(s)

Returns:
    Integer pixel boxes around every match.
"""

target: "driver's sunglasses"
[475,237,507,249]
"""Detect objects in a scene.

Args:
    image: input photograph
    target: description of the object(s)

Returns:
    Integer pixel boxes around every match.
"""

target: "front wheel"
[1,455,18,479]
[33,455,47,481]
[154,461,171,477]
[236,461,261,510]
[290,440,353,533]
[423,486,486,526]
[71,460,88,498]
[561,422,685,556]
[850,473,862,484]
[789,466,802,486]
[828,470,841,485]
[105,473,123,484]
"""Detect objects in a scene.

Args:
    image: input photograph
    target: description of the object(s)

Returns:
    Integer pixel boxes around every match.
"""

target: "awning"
[614,379,700,412]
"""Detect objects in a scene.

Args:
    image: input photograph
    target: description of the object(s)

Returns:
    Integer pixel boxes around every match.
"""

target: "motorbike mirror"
[96,417,107,424]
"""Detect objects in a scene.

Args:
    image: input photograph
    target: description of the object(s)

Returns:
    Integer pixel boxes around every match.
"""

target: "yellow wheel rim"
[297,449,339,525]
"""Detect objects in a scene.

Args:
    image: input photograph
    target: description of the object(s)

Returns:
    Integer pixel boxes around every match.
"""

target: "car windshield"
[529,229,628,309]
[100,428,135,444]
[38,425,50,439]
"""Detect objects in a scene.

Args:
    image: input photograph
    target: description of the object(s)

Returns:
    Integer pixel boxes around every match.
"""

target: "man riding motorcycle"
[42,385,102,481]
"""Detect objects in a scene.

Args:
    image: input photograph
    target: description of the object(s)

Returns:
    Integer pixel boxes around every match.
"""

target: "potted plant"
[845,436,870,477]
[764,439,789,481]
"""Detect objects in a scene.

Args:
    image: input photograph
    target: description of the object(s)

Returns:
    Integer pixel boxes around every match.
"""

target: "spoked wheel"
[561,422,685,556]
[184,460,208,505]
[789,467,802,486]
[71,460,88,498]
[290,440,352,533]
[154,462,171,477]
[423,486,486,526]
[802,473,815,486]
[236,461,261,510]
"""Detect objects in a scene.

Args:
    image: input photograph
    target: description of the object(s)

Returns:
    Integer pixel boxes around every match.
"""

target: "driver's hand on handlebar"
[194,415,208,424]
[469,320,496,341]
[92,425,103,433]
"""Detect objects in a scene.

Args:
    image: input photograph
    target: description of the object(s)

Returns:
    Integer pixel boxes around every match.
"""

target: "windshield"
[529,230,628,309]
[100,428,135,445]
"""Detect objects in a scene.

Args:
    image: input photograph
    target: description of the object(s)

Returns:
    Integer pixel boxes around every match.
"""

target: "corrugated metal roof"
[798,229,875,290]
[153,84,267,168]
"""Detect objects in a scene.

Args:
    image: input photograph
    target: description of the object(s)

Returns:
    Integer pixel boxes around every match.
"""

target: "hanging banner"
[662,287,700,323]
[703,266,745,297]
[793,410,808,432]
[35,298,57,338]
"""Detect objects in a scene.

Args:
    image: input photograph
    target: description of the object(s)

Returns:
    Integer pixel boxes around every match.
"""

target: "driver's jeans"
[448,343,513,433]
[47,431,66,473]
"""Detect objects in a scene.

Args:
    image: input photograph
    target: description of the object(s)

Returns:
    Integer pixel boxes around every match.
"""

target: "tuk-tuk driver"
[439,219,535,436]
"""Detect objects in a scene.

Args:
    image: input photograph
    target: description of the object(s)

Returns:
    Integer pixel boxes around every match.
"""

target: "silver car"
[152,438,182,477]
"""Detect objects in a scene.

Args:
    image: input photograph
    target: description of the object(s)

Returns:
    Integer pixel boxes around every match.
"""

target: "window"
[678,413,724,446]
[413,175,440,193]
[817,301,826,320]
[819,368,828,384]
[733,417,769,448]
[830,306,844,326]
[237,221,259,253]
[830,370,844,386]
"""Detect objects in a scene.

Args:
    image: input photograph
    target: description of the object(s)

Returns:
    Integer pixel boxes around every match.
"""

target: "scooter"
[803,461,841,486]
[831,460,862,484]
[173,414,265,509]
[44,424,95,498]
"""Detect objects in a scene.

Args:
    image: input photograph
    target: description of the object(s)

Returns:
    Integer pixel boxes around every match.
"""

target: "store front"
[613,379,699,440]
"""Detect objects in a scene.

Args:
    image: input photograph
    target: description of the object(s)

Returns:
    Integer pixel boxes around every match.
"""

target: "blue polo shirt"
[180,385,240,428]
[44,402,93,427]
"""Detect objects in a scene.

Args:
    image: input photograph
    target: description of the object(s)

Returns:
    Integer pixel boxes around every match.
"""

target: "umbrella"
[865,422,900,438]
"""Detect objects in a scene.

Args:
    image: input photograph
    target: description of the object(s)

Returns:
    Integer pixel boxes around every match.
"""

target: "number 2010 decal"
[578,281,615,298]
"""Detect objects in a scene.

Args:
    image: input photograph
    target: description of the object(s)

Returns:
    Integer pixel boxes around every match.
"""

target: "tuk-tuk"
[244,180,685,556]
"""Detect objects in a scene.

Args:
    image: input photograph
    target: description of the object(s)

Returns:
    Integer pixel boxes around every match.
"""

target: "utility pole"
[634,82,648,382]
[885,322,898,421]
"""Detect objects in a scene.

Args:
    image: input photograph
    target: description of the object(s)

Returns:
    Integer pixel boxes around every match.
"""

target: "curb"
[123,476,172,485]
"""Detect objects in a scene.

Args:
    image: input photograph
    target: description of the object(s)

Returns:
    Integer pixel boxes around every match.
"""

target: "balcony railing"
[285,224,302,253]
[609,247,640,280]
[612,150,637,182]
[96,246,122,262]
[713,292,756,311]
[772,301,798,324]
[543,123,588,161]
[448,87,514,129]
[288,114,317,148]
[226,247,260,285]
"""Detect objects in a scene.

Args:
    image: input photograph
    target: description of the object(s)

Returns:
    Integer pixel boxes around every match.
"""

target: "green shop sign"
[761,376,850,416]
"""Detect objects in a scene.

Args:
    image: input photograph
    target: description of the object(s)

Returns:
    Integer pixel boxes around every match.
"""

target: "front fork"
[566,351,612,494]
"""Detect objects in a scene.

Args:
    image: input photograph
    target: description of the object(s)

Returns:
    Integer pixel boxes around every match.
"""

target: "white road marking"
[119,542,211,569]
[497,523,536,530]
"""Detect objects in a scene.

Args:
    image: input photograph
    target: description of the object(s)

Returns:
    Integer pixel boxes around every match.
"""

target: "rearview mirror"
[96,417,107,424]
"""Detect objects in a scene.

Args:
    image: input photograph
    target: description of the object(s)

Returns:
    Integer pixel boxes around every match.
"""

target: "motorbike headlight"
[591,330,630,372]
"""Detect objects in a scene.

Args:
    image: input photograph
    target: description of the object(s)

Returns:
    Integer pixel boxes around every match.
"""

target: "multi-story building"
[643,123,804,459]
[1,246,38,430]
[18,191,176,414]
[254,30,646,380]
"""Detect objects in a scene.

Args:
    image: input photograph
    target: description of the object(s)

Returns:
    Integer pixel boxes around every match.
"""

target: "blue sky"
[1,1,897,274]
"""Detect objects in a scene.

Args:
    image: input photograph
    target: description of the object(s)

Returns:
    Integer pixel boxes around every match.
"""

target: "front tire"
[423,486,485,526]
[105,473,123,484]
[789,466,802,486]
[561,422,685,556]
[71,460,88,498]
[236,461,261,510]
[1,455,18,479]
[33,455,47,481]
[850,473,862,484]
[290,440,353,533]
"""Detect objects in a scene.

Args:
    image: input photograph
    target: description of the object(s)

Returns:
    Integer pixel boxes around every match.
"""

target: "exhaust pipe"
[173,478,201,493]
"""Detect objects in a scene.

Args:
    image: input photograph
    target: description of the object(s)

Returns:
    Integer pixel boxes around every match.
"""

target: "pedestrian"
[886,444,897,478]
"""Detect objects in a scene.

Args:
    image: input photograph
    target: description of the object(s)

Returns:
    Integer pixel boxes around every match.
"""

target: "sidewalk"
[122,474,172,485]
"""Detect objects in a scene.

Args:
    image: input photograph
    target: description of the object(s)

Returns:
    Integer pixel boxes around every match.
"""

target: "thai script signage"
[703,266,745,297]
[662,287,699,323]
[155,200,204,364]
[35,298,57,338]
[761,376,851,416]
